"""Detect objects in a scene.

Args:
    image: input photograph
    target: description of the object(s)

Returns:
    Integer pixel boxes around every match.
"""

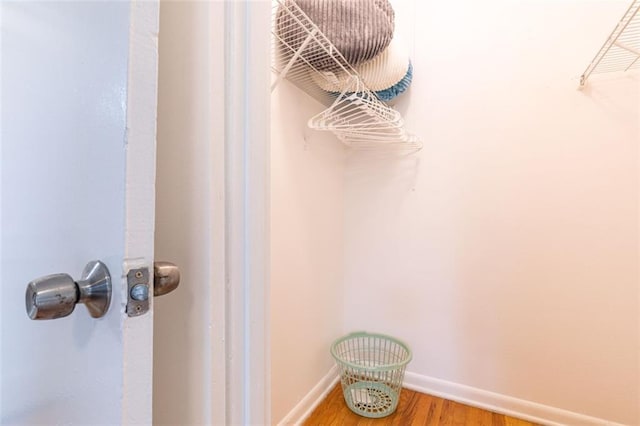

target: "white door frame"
[123,1,159,423]
[209,1,271,424]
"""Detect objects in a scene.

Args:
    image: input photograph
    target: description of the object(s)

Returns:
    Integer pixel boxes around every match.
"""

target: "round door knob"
[25,260,112,320]
[153,261,180,296]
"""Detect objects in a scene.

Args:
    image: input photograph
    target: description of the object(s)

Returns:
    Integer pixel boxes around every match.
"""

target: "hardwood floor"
[303,384,539,425]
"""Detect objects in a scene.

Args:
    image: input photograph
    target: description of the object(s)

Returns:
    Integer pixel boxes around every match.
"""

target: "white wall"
[270,80,346,424]
[154,2,214,424]
[343,1,639,425]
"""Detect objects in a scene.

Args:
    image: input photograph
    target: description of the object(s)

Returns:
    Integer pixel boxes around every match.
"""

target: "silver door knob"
[25,260,112,320]
[153,261,180,296]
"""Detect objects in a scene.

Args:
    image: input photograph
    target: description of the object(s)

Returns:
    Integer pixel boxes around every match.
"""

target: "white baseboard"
[278,365,340,425]
[277,368,626,426]
[403,371,625,426]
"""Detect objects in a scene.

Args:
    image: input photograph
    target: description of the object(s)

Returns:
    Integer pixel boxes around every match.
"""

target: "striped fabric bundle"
[277,0,395,71]
[310,37,413,102]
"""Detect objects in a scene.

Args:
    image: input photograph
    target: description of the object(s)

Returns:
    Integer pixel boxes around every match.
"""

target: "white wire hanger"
[271,0,421,151]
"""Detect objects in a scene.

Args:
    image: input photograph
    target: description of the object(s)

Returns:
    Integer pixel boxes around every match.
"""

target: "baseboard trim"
[278,365,340,425]
[403,372,625,426]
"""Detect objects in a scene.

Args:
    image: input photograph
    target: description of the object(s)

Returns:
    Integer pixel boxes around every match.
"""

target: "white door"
[1,2,159,424]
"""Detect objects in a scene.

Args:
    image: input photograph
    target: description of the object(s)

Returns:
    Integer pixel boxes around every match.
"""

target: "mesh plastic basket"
[330,332,412,418]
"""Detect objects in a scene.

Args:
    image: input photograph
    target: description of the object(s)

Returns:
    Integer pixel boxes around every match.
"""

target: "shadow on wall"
[579,74,640,128]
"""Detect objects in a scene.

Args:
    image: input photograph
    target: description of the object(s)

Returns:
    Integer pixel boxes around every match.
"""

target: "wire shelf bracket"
[271,0,422,151]
[580,0,640,86]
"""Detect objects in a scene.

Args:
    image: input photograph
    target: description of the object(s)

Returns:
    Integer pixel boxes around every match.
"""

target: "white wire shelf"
[580,0,640,86]
[271,0,421,151]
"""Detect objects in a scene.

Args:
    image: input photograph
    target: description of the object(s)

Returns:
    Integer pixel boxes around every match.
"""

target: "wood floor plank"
[452,399,467,426]
[390,388,418,426]
[466,405,493,426]
[403,391,433,426]
[492,412,507,426]
[505,417,537,426]
[424,396,444,426]
[302,385,539,426]
[437,399,454,426]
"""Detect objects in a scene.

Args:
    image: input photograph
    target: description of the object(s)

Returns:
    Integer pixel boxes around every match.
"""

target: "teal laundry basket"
[330,332,412,418]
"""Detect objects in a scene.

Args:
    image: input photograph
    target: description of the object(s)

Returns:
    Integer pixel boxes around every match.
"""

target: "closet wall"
[272,0,638,424]
[270,81,346,424]
[342,0,639,425]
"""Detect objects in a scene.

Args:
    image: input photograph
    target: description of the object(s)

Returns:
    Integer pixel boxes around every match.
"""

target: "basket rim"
[330,331,413,371]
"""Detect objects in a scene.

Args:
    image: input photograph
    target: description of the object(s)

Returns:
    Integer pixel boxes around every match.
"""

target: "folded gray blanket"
[277,0,395,71]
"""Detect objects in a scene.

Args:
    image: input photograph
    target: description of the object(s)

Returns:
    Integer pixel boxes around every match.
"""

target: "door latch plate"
[126,267,150,317]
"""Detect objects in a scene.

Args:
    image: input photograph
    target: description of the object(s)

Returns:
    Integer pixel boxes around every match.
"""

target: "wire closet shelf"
[271,0,422,151]
[580,0,640,86]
